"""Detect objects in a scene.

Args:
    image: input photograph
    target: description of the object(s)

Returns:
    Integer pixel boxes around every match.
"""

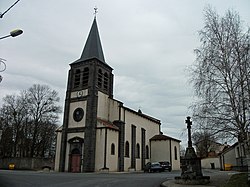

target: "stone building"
[54,17,180,172]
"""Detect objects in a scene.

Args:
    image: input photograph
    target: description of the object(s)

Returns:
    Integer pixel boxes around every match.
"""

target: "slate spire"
[76,18,106,64]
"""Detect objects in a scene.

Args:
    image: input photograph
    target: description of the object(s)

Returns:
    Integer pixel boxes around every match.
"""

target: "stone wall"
[0,158,54,170]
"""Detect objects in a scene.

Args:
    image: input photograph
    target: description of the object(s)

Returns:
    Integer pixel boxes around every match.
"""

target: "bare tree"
[0,84,61,158]
[22,84,61,157]
[0,95,28,157]
[190,7,250,143]
[192,131,217,158]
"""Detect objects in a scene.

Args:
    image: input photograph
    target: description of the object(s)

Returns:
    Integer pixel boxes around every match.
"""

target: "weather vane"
[94,7,98,18]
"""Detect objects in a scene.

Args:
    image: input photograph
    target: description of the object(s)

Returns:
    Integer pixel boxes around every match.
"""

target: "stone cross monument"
[184,116,197,159]
[175,116,210,185]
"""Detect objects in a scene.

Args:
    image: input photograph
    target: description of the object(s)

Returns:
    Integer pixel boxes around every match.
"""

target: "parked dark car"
[159,161,172,172]
[144,162,164,173]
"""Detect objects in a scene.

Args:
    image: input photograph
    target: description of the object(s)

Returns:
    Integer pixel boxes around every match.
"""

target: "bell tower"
[59,17,114,172]
[70,17,113,97]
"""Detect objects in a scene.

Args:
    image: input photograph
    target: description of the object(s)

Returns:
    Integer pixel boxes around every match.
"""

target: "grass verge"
[223,173,248,187]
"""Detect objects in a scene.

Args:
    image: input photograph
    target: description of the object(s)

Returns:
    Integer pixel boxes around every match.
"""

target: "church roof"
[72,18,106,64]
[123,106,161,124]
[150,134,181,142]
[97,118,119,131]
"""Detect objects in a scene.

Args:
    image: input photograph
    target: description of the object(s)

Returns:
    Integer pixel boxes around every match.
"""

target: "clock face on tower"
[73,107,84,122]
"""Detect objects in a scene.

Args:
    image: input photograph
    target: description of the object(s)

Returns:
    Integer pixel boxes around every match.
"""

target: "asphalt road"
[0,170,180,187]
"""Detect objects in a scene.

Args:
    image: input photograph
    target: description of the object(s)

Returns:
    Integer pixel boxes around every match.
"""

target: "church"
[54,16,181,172]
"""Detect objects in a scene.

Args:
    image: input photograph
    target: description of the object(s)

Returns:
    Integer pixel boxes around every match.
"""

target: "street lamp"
[0,29,22,83]
[0,29,23,40]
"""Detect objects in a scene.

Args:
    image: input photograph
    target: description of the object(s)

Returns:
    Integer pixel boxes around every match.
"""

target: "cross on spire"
[94,7,98,18]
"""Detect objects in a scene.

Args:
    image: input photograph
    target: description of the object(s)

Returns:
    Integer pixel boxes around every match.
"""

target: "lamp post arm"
[0,0,21,18]
[0,34,11,40]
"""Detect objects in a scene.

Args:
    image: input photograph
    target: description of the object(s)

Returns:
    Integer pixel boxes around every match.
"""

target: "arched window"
[174,146,178,160]
[136,143,140,158]
[74,69,81,88]
[103,72,108,90]
[145,145,149,159]
[111,143,115,155]
[125,141,129,157]
[97,69,103,88]
[82,67,89,87]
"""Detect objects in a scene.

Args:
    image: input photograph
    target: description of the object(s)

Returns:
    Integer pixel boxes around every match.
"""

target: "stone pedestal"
[181,147,203,177]
[185,147,196,159]
[175,147,210,185]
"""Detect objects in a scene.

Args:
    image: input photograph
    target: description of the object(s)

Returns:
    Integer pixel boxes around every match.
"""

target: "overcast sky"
[1,0,249,146]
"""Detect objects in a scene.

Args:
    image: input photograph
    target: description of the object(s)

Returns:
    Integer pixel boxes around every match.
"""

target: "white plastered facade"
[55,90,181,172]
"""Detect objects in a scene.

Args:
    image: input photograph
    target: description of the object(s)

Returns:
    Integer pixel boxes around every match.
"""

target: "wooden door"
[71,154,81,172]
